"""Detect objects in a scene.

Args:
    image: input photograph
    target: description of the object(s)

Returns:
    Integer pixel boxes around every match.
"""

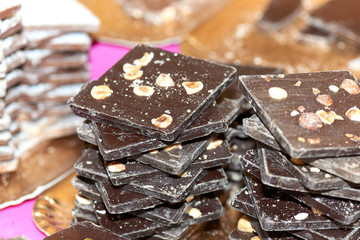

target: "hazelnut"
[290,158,305,165]
[298,112,323,130]
[329,85,339,93]
[340,79,360,94]
[294,81,302,86]
[261,75,271,82]
[124,70,143,81]
[206,139,223,150]
[297,106,305,113]
[75,194,92,205]
[268,87,287,100]
[311,207,323,216]
[237,215,254,233]
[182,81,204,95]
[151,114,173,128]
[312,88,320,95]
[345,106,360,121]
[123,63,141,75]
[149,149,158,154]
[156,73,175,87]
[251,237,261,240]
[163,143,182,151]
[188,208,202,218]
[186,195,194,202]
[134,52,154,66]
[297,137,306,143]
[316,94,333,106]
[294,212,309,220]
[316,110,335,125]
[133,85,155,97]
[307,138,321,144]
[107,162,126,173]
[90,85,113,100]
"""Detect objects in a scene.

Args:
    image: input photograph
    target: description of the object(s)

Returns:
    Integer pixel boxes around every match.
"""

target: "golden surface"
[0,135,83,208]
[33,173,77,235]
[181,0,360,78]
[77,0,231,46]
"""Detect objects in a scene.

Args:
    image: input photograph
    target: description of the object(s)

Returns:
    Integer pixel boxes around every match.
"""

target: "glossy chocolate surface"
[239,70,360,159]
[43,221,127,240]
[69,44,236,141]
[91,102,227,161]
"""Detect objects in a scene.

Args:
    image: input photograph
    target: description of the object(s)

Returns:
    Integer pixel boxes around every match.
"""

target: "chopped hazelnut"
[182,81,204,95]
[90,85,113,100]
[163,143,182,151]
[151,114,173,128]
[298,112,323,130]
[290,158,305,165]
[107,162,126,173]
[207,139,223,150]
[133,85,155,97]
[134,52,154,66]
[311,207,323,216]
[307,138,321,144]
[123,63,141,75]
[188,208,202,218]
[237,215,254,233]
[156,73,175,87]
[316,110,335,125]
[268,87,288,100]
[346,106,360,121]
[316,94,333,106]
[124,70,143,81]
[297,137,306,143]
[312,88,320,95]
[340,79,360,94]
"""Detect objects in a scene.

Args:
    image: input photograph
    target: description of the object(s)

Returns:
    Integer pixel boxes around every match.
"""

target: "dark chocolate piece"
[271,149,359,191]
[239,71,360,159]
[132,202,188,226]
[243,114,282,151]
[309,0,360,46]
[188,168,228,197]
[250,146,360,202]
[288,192,360,225]
[72,206,98,225]
[43,221,126,240]
[258,0,303,31]
[243,173,344,231]
[71,176,101,202]
[292,228,360,240]
[94,202,165,239]
[246,114,360,184]
[231,187,256,218]
[69,44,236,141]
[76,120,96,145]
[229,228,258,240]
[95,181,163,214]
[73,147,111,184]
[123,166,204,202]
[130,136,211,175]
[91,102,228,161]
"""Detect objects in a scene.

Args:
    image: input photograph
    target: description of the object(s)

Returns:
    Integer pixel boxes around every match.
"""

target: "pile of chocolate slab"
[65,44,245,239]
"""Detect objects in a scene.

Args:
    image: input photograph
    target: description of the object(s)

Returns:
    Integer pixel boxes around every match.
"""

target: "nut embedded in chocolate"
[298,112,323,130]
[237,215,254,233]
[316,110,335,125]
[124,70,143,80]
[133,85,155,97]
[182,81,204,95]
[151,114,173,128]
[340,79,360,94]
[345,106,360,121]
[316,94,333,106]
[206,138,223,150]
[107,162,126,173]
[268,87,287,100]
[156,73,175,87]
[134,52,154,66]
[90,85,113,100]
[123,63,142,75]
[188,207,202,218]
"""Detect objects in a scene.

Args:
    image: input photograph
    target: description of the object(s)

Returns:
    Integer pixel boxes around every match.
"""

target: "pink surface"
[0,41,179,239]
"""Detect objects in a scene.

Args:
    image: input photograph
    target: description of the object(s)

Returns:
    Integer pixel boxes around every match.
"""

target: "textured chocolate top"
[69,44,236,141]
[43,221,126,239]
[239,70,360,158]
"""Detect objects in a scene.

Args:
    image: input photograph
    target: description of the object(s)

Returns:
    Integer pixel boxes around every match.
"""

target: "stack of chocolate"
[0,0,26,173]
[5,0,99,152]
[67,44,240,238]
[230,70,360,239]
